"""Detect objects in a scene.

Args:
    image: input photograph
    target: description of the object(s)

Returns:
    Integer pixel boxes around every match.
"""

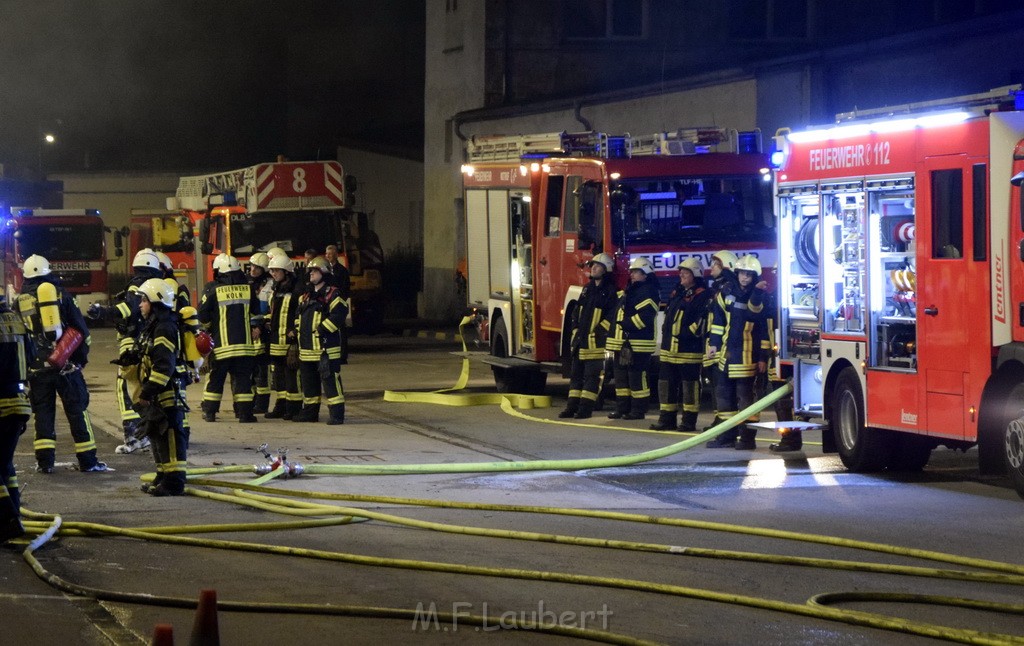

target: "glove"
[86,303,109,320]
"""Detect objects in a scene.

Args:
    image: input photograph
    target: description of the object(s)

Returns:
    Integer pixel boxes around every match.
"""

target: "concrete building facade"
[424,1,1024,321]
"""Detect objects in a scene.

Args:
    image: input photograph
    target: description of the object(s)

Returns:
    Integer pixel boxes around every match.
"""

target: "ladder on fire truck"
[465,127,750,163]
[171,166,254,212]
[834,84,1022,123]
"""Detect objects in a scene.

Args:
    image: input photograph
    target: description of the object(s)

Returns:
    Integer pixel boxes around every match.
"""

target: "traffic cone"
[151,624,174,646]
[188,589,220,646]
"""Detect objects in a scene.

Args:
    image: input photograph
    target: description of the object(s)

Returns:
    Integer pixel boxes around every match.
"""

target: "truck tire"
[832,366,892,472]
[1003,383,1024,499]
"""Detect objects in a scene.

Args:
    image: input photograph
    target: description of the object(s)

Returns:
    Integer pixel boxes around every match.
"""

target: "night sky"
[0,1,424,174]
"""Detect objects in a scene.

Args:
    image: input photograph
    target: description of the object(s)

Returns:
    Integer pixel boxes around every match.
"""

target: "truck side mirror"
[199,218,213,255]
[113,229,124,258]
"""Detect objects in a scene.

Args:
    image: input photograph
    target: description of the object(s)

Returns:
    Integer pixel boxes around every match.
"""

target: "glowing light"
[521,195,532,203]
[541,164,551,173]
[511,259,520,290]
[610,172,621,180]
[460,164,475,177]
[530,163,541,172]
[519,165,528,175]
[786,111,971,143]
[43,133,56,144]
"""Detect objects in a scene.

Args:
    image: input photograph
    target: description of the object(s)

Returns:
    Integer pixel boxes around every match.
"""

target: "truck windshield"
[229,210,346,256]
[610,175,774,245]
[17,222,104,261]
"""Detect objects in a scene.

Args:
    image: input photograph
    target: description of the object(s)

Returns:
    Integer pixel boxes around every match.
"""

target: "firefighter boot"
[622,398,648,420]
[237,402,258,424]
[607,397,631,419]
[326,404,345,426]
[201,401,217,423]
[677,411,699,434]
[252,393,270,415]
[284,400,303,421]
[265,399,288,419]
[770,431,804,453]
[734,425,758,451]
[573,399,595,419]
[649,410,677,431]
[558,398,580,418]
[0,495,23,543]
[705,418,738,448]
[292,405,320,423]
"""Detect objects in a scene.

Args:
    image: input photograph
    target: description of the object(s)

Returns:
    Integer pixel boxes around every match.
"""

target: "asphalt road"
[1,328,1022,645]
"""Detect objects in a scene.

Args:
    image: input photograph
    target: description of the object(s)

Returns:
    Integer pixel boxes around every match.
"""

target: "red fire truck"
[162,160,385,330]
[1,208,113,313]
[773,85,1024,497]
[462,128,775,392]
[127,209,201,304]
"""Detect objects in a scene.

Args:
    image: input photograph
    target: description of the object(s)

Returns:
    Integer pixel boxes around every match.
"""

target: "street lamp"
[38,131,57,174]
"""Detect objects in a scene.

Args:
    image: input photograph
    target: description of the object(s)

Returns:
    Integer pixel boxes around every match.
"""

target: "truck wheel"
[490,317,519,393]
[832,366,892,472]
[885,433,933,472]
[1005,389,1024,499]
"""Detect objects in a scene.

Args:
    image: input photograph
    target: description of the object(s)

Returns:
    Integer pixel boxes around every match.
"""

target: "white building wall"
[336,146,423,254]
[423,0,487,321]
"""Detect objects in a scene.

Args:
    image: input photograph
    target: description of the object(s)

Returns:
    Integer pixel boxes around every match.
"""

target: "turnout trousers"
[29,369,99,470]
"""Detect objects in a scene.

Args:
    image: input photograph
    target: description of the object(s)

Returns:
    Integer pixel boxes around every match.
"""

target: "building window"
[728,0,809,41]
[564,0,648,40]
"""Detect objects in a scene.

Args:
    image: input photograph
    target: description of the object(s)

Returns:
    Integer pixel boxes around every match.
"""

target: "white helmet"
[249,252,270,270]
[266,247,288,260]
[628,257,655,275]
[734,254,762,276]
[139,278,175,308]
[154,251,173,271]
[133,248,161,270]
[213,253,241,273]
[588,253,614,272]
[268,253,295,273]
[711,250,738,270]
[23,254,51,278]
[679,257,703,277]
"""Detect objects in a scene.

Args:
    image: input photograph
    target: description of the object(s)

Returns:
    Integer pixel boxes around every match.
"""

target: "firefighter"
[650,258,711,432]
[702,250,740,430]
[155,250,191,311]
[293,256,348,424]
[605,257,660,420]
[325,244,351,364]
[248,252,274,414]
[134,278,189,496]
[706,254,768,449]
[198,254,260,423]
[88,248,164,453]
[558,252,617,420]
[0,295,32,542]
[16,255,108,473]
[264,252,302,419]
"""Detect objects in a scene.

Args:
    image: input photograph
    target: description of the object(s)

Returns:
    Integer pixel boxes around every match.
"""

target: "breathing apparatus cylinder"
[36,281,63,339]
[179,306,202,362]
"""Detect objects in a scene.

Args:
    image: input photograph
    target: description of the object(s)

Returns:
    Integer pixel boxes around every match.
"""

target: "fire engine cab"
[462,127,775,392]
[1,208,110,314]
[773,85,1024,497]
[164,160,385,330]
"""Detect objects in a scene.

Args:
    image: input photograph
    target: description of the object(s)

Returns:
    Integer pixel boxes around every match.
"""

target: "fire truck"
[162,160,385,330]
[461,128,776,393]
[127,208,200,304]
[1,208,113,313]
[773,85,1024,497]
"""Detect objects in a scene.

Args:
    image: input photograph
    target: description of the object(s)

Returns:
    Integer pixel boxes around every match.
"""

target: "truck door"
[915,156,979,439]
[535,164,600,334]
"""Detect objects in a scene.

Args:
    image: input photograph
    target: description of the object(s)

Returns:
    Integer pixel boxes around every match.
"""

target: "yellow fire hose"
[10,321,1023,643]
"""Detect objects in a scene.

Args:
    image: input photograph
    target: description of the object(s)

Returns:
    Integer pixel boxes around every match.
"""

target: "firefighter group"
[0,247,352,543]
[560,250,797,453]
